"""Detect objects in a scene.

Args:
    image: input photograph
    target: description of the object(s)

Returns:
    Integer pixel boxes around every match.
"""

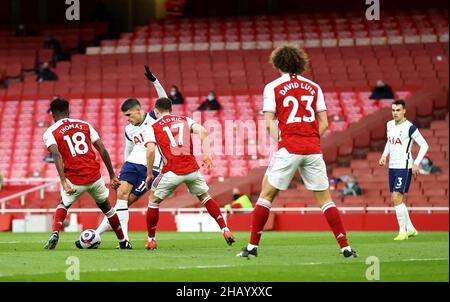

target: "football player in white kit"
[379,99,429,241]
[93,66,166,243]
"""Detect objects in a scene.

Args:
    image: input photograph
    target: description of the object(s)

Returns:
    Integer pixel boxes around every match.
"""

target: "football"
[78,229,101,249]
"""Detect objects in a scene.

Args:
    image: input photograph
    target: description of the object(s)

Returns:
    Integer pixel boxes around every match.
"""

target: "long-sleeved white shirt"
[123,80,167,170]
[382,119,429,169]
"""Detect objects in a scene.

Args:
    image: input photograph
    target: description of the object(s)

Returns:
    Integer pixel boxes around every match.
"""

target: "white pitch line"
[0,258,447,278]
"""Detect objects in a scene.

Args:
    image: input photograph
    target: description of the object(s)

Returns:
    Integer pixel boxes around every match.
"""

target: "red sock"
[203,198,227,229]
[249,199,271,246]
[106,209,125,241]
[52,205,68,233]
[146,203,160,238]
[322,202,348,248]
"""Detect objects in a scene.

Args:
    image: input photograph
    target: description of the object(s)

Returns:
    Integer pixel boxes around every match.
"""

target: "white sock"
[115,199,129,240]
[394,203,408,233]
[247,243,258,250]
[221,227,230,233]
[96,215,112,234]
[148,237,156,241]
[341,246,352,253]
[404,205,416,232]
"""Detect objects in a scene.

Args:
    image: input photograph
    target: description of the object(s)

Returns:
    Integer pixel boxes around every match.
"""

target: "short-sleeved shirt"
[263,73,327,155]
[144,114,199,175]
[43,118,101,185]
[385,119,424,169]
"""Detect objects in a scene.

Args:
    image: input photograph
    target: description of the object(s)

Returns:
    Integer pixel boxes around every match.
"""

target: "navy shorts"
[389,168,412,193]
[118,162,159,197]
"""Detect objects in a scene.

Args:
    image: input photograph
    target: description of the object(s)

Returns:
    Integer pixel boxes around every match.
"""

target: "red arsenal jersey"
[43,118,101,185]
[145,114,199,175]
[262,73,327,154]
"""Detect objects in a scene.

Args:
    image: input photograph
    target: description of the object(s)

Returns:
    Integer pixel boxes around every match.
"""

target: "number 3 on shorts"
[395,177,403,189]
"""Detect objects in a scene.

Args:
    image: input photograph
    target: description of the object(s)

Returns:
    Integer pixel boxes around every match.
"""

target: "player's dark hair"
[49,97,69,114]
[121,98,141,112]
[393,99,406,108]
[155,97,172,113]
[270,44,309,76]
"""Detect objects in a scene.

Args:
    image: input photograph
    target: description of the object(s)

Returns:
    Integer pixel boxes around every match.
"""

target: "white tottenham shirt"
[382,119,429,169]
[123,79,167,171]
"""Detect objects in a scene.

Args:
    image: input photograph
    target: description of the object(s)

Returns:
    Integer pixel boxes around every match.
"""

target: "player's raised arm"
[47,145,75,195]
[191,122,213,169]
[93,140,120,189]
[144,65,168,98]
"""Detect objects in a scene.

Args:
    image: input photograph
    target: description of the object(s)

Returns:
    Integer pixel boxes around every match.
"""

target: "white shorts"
[152,170,209,200]
[60,178,109,207]
[265,148,329,191]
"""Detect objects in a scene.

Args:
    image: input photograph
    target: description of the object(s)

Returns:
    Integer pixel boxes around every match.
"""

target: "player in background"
[95,66,166,242]
[143,97,235,250]
[43,97,132,249]
[379,99,429,240]
[237,45,357,258]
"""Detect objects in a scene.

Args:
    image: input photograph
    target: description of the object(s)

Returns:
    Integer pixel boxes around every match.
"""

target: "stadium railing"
[0,179,58,213]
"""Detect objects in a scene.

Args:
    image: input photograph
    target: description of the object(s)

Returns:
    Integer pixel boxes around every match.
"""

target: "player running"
[379,99,429,241]
[237,45,357,258]
[95,66,166,242]
[143,97,235,250]
[43,97,132,250]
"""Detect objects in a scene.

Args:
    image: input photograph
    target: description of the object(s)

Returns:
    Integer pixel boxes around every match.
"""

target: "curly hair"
[270,44,309,75]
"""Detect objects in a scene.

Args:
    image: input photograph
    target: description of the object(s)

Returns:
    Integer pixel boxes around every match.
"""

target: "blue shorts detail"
[389,168,412,193]
[118,162,159,197]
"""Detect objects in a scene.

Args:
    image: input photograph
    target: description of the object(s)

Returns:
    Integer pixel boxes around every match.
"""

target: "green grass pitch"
[0,231,448,282]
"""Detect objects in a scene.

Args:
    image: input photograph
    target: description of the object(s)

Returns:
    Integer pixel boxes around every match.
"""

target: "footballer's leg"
[302,154,356,257]
[44,201,71,249]
[392,192,410,240]
[197,192,235,245]
[96,199,132,249]
[45,180,81,250]
[96,180,134,238]
[86,178,131,249]
[146,172,178,250]
[146,192,161,250]
[185,170,235,245]
[313,190,356,257]
[391,169,416,240]
[237,176,278,257]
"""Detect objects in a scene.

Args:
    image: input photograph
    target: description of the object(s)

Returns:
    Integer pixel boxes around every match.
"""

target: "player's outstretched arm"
[93,140,120,189]
[264,112,279,141]
[144,65,168,98]
[192,123,214,169]
[48,145,75,195]
[317,111,329,137]
[145,142,156,189]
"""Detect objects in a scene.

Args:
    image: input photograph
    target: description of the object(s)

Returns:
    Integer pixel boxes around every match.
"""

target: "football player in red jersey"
[143,97,235,250]
[42,97,132,249]
[237,45,357,258]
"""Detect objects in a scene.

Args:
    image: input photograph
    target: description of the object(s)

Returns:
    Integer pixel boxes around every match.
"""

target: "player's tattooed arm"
[48,145,75,195]
[317,111,329,137]
[192,123,214,169]
[145,142,156,189]
[93,140,120,189]
[264,112,279,142]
